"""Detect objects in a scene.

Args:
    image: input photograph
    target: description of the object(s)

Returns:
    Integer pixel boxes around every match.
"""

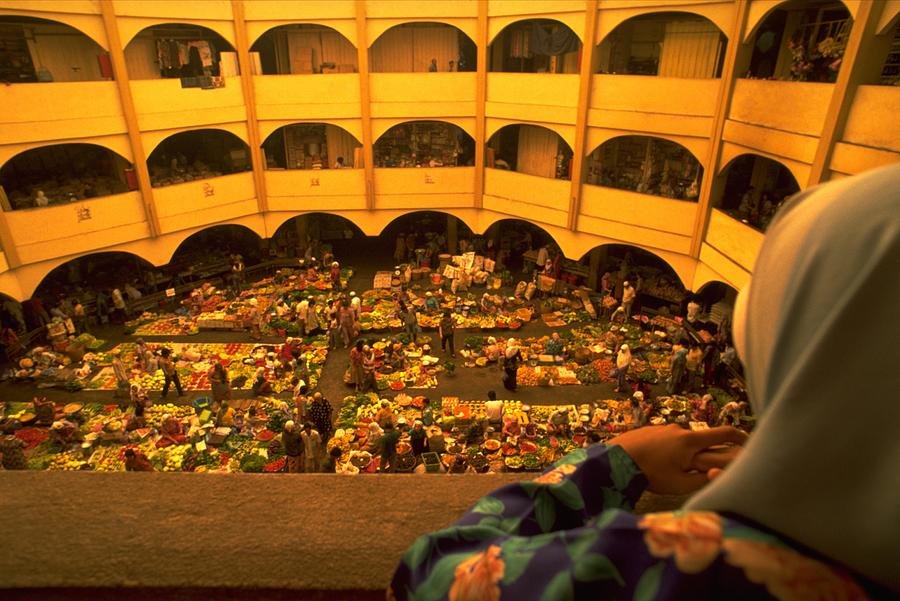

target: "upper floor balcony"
[483,168,570,229]
[588,75,719,138]
[486,72,580,125]
[266,168,367,213]
[153,171,258,234]
[373,166,476,210]
[703,208,765,275]
[4,191,150,265]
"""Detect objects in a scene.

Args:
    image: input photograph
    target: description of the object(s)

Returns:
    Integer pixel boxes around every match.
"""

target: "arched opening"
[147,129,251,187]
[579,244,686,312]
[270,213,365,261]
[262,123,361,170]
[168,225,263,275]
[715,154,800,231]
[0,144,134,210]
[0,292,26,333]
[250,24,357,75]
[695,280,738,322]
[489,19,581,73]
[374,121,474,168]
[0,15,111,83]
[584,136,702,200]
[379,211,474,268]
[486,124,572,180]
[29,251,156,327]
[123,23,236,82]
[482,218,561,275]
[596,12,727,77]
[745,1,851,82]
[370,22,476,72]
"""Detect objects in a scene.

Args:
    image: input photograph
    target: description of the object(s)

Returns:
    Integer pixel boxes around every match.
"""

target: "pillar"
[447,216,458,256]
[587,246,606,290]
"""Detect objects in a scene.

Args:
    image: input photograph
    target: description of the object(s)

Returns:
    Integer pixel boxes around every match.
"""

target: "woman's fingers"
[689,446,743,472]
[685,426,748,451]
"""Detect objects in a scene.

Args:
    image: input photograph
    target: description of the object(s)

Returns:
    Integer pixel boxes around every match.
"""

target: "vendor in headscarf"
[502,338,522,392]
[156,414,186,447]
[613,343,632,393]
[330,261,342,290]
[390,164,900,601]
[250,367,271,397]
[49,420,83,450]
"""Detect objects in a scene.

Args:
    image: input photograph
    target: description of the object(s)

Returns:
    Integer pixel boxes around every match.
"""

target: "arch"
[122,22,236,80]
[486,123,574,180]
[372,118,475,142]
[120,20,236,49]
[576,243,687,291]
[695,279,739,299]
[165,224,263,266]
[0,12,108,50]
[714,153,801,230]
[249,23,358,75]
[877,2,900,35]
[259,119,363,145]
[369,19,477,49]
[272,212,366,241]
[479,217,562,270]
[369,21,477,73]
[486,120,574,148]
[595,11,727,78]
[0,143,133,210]
[373,121,476,168]
[584,135,704,202]
[489,16,584,45]
[29,251,156,302]
[745,0,855,43]
[376,210,475,240]
[146,129,252,188]
[261,122,361,170]
[488,19,582,73]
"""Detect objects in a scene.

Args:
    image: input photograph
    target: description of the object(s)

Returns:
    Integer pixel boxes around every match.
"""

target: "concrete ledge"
[0,472,529,591]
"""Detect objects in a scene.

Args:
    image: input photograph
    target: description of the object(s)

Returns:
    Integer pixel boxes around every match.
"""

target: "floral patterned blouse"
[389,445,873,601]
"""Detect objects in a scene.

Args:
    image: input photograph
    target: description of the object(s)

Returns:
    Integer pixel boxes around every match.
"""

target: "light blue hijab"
[687,164,900,592]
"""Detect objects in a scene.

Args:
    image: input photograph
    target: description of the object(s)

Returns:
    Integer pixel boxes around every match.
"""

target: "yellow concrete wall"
[703,209,763,274]
[486,73,580,126]
[729,79,834,137]
[243,1,357,23]
[0,82,127,146]
[112,0,232,21]
[255,75,362,121]
[265,169,367,212]
[841,86,900,153]
[4,192,151,267]
[130,78,247,132]
[828,143,900,177]
[579,185,698,236]
[153,172,258,234]
[693,249,749,291]
[483,168,570,228]
[719,139,811,186]
[369,73,477,119]
[374,167,476,209]
[245,19,358,48]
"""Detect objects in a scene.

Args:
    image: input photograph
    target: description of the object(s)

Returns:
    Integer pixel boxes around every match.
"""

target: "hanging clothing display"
[156,39,219,78]
[530,21,580,56]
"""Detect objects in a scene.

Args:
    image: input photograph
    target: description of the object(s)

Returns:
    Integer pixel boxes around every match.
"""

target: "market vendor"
[409,420,427,457]
[49,420,84,449]
[32,396,56,426]
[502,415,522,438]
[157,414,186,447]
[216,401,236,429]
[546,408,571,436]
[480,293,496,315]
[692,393,718,425]
[251,367,272,397]
[544,332,565,358]
[484,390,503,424]
[426,425,445,454]
[365,421,384,454]
[1,434,27,470]
[718,400,749,427]
[424,291,440,312]
[123,448,154,472]
[374,400,395,429]
[419,397,434,427]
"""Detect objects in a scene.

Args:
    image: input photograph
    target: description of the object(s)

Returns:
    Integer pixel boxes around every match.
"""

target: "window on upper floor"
[0,16,111,83]
[147,129,251,188]
[124,23,237,85]
[489,19,581,74]
[251,24,358,75]
[370,22,476,73]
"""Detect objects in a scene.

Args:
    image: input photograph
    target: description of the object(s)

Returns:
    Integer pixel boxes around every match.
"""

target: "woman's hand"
[609,424,748,494]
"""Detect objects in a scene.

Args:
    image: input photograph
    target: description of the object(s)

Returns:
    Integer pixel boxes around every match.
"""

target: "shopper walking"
[349,340,366,393]
[209,362,231,407]
[300,422,322,472]
[438,310,455,357]
[307,392,333,443]
[621,280,636,320]
[503,339,521,392]
[378,421,400,473]
[158,348,183,398]
[667,347,687,395]
[282,420,303,473]
[613,344,632,393]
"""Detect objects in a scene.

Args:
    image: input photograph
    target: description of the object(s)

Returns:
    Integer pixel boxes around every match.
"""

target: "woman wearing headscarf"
[389,164,900,600]
[502,338,521,392]
[613,343,631,393]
